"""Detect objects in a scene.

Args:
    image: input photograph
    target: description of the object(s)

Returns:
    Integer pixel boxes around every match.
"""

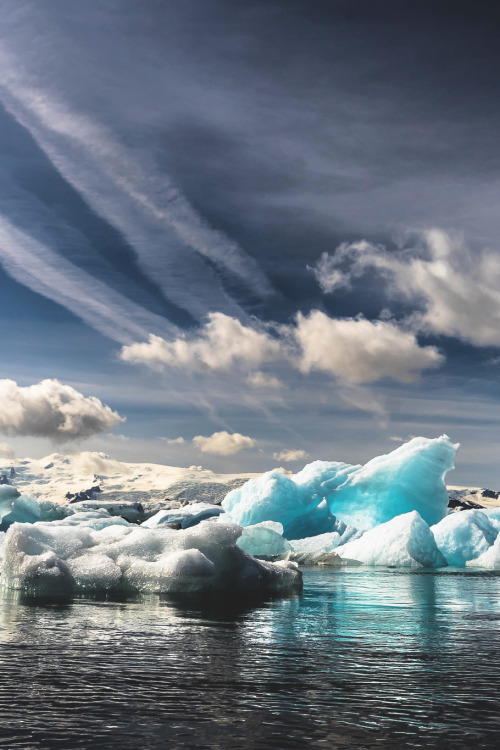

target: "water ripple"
[0,569,499,748]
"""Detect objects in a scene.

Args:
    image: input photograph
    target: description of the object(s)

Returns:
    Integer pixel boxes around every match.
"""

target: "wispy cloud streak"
[0,42,275,322]
[0,214,171,344]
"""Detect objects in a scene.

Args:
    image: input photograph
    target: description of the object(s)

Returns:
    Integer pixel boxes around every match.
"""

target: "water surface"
[1,568,499,749]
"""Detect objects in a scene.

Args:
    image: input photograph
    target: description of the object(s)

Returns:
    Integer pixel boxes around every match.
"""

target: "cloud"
[311,231,500,348]
[162,436,185,445]
[0,442,15,459]
[0,214,170,345]
[246,371,284,389]
[120,312,283,372]
[192,431,256,455]
[122,308,443,385]
[273,448,309,462]
[0,41,275,323]
[0,379,124,441]
[294,311,443,383]
[337,383,388,423]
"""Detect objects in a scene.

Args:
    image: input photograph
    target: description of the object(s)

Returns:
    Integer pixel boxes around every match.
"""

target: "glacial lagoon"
[0,567,499,749]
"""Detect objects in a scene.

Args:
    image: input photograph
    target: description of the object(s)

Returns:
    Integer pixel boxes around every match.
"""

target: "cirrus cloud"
[0,379,124,441]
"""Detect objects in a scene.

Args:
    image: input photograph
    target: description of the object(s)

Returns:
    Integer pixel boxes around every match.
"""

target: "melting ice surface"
[223,435,500,570]
[223,435,457,533]
[0,517,301,598]
[3,434,500,597]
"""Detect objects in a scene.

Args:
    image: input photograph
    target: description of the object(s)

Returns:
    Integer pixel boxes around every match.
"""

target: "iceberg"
[141,502,223,529]
[431,510,498,567]
[336,511,447,568]
[0,518,302,598]
[290,520,362,558]
[466,535,500,569]
[0,489,41,530]
[237,521,292,558]
[223,436,457,536]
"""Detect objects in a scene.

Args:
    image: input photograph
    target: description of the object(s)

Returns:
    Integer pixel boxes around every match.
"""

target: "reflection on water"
[1,569,500,748]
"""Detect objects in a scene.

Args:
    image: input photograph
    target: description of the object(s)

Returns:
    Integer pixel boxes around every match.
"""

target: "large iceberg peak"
[223,435,458,537]
[326,434,458,530]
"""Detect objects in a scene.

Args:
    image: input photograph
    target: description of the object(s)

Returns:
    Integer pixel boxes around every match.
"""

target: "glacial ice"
[0,518,302,597]
[466,535,500,569]
[431,510,498,566]
[0,490,41,529]
[336,511,447,568]
[223,435,457,535]
[141,503,224,529]
[237,521,292,558]
[290,521,362,557]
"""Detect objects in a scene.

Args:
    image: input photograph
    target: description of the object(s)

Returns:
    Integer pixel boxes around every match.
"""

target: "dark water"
[1,568,500,749]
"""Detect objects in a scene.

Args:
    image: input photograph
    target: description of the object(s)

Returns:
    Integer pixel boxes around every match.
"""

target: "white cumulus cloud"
[192,431,256,455]
[120,312,283,372]
[294,311,443,383]
[121,309,443,385]
[273,448,309,462]
[0,379,124,441]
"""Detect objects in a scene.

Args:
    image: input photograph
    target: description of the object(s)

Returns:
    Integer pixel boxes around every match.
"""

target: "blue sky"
[1,0,500,485]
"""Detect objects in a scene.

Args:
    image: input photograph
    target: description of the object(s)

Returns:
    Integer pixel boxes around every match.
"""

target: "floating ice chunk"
[222,469,319,537]
[51,510,132,531]
[0,484,21,512]
[70,500,145,523]
[0,518,302,597]
[67,553,122,591]
[0,488,41,529]
[290,521,362,558]
[223,436,457,536]
[431,510,498,566]
[325,436,457,530]
[466,535,500,569]
[483,507,500,532]
[1,526,74,597]
[141,503,223,529]
[336,511,447,568]
[121,548,216,594]
[237,521,292,558]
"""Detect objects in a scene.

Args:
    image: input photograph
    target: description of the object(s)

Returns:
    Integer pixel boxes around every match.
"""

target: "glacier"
[223,435,458,535]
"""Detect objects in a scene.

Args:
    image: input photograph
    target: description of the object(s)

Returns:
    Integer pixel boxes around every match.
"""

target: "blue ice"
[223,435,458,536]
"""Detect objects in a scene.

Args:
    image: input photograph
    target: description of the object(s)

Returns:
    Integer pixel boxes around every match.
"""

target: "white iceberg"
[0,518,302,598]
[141,502,223,529]
[237,521,292,558]
[336,511,447,568]
[466,535,500,569]
[431,509,498,566]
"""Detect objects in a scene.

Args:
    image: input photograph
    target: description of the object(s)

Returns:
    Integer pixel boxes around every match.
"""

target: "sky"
[1,0,500,485]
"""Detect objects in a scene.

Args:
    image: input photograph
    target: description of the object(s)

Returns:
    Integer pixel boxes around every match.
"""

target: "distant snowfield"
[1,452,260,505]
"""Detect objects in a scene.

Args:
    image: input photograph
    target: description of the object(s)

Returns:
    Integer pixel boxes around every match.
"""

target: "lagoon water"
[0,568,499,749]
